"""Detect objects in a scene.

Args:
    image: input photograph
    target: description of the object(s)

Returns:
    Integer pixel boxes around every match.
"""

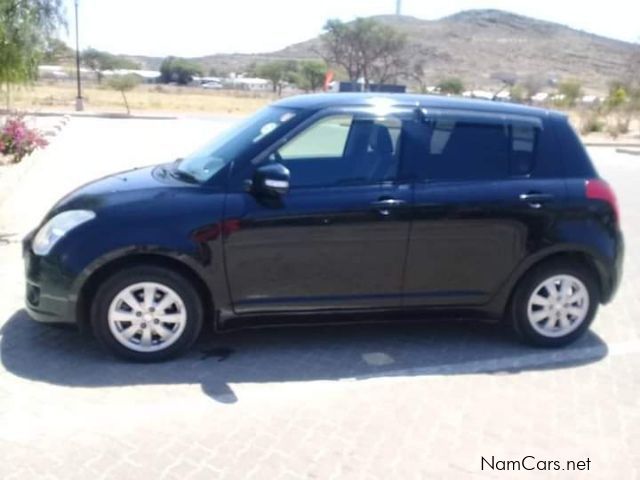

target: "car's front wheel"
[510,260,599,347]
[91,265,203,361]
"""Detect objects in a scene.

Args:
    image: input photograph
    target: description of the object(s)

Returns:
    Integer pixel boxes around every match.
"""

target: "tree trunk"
[121,90,130,115]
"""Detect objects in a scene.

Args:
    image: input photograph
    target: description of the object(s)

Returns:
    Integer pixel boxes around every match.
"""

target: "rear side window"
[420,117,539,182]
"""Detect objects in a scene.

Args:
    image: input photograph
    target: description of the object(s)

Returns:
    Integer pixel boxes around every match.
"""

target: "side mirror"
[250,163,290,196]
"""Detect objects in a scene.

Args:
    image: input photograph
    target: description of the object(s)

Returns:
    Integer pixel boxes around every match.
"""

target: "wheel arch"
[493,246,609,318]
[75,252,215,334]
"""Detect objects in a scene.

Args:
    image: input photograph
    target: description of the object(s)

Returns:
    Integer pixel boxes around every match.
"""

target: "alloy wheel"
[526,274,590,338]
[107,281,187,352]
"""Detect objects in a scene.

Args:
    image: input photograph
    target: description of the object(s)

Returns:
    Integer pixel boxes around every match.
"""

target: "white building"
[225,77,271,91]
[102,69,161,83]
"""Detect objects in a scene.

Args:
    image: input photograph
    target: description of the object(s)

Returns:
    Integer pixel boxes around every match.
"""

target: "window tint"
[421,118,539,181]
[424,120,509,181]
[274,115,402,188]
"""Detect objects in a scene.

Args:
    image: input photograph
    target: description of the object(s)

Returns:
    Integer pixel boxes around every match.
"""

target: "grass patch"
[6,82,274,115]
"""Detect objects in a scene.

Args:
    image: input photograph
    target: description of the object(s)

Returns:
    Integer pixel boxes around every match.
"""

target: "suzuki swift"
[23,93,624,361]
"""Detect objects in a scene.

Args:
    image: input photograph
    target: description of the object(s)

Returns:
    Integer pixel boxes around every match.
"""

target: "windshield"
[176,106,301,183]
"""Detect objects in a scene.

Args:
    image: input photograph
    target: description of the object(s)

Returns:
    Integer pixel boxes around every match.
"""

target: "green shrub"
[580,113,605,135]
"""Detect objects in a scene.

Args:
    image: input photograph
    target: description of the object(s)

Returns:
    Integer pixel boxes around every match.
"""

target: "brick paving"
[0,118,638,479]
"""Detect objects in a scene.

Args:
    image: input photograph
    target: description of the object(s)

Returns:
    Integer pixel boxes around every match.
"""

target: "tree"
[159,56,203,85]
[0,0,65,108]
[255,60,298,95]
[519,75,546,101]
[557,80,583,107]
[606,83,628,110]
[42,38,73,64]
[321,18,407,90]
[208,66,223,77]
[106,74,140,115]
[297,60,326,92]
[405,59,428,93]
[509,84,526,103]
[437,77,464,95]
[81,48,140,83]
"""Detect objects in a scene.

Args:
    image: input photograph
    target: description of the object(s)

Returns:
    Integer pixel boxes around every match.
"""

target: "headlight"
[32,210,96,256]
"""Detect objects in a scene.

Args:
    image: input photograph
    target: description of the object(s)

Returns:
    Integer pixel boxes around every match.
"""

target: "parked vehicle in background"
[23,93,623,361]
[201,81,223,90]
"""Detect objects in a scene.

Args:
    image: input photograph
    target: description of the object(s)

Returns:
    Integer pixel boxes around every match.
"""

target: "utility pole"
[74,0,84,111]
[396,0,402,15]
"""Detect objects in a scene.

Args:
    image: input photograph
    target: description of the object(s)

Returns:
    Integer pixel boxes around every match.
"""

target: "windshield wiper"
[170,166,199,184]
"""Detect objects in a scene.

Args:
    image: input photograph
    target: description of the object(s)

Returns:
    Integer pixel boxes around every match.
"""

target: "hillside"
[128,9,640,91]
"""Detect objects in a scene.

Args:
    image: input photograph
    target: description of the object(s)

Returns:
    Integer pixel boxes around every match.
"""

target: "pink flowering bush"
[0,116,49,163]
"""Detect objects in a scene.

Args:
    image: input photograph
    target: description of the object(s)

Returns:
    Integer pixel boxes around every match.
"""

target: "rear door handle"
[370,198,407,208]
[519,192,554,208]
[370,198,407,215]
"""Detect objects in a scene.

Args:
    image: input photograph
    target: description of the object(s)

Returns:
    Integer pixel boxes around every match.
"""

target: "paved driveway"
[0,118,638,479]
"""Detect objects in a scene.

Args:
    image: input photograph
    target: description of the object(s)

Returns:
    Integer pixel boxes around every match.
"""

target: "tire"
[91,265,204,361]
[509,260,599,348]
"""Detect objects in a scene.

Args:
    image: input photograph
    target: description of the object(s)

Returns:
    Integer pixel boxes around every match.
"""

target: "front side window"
[272,114,402,188]
[279,115,353,160]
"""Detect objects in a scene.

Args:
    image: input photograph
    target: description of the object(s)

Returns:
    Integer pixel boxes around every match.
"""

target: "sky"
[61,0,640,58]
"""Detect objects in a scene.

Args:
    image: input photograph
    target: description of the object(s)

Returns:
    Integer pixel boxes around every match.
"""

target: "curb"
[616,148,640,156]
[11,110,178,121]
[583,142,640,148]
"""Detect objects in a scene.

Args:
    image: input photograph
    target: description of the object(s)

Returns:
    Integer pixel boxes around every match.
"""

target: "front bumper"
[23,232,77,325]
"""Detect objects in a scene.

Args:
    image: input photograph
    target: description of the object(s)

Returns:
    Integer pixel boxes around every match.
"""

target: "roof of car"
[274,93,559,119]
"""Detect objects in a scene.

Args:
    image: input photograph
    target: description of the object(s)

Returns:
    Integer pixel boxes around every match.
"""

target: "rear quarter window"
[549,116,597,178]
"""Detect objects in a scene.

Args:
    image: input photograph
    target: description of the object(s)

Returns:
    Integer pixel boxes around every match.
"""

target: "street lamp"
[74,0,84,111]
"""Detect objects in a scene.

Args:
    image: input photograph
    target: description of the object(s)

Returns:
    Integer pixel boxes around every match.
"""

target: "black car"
[23,93,623,361]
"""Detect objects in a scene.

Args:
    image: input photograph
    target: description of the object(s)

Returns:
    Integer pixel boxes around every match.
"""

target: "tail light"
[586,179,619,222]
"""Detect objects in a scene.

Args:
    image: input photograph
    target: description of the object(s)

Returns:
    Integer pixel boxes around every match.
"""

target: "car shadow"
[1,309,608,403]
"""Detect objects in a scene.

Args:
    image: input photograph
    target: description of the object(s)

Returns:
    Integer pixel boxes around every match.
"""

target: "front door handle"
[371,198,407,216]
[519,192,554,208]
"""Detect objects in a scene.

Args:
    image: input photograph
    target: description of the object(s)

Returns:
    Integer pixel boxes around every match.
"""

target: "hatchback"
[23,93,623,361]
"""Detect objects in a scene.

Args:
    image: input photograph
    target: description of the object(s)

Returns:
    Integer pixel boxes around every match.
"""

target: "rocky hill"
[129,9,640,92]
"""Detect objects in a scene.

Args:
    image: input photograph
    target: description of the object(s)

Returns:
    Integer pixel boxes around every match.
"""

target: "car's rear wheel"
[91,265,203,361]
[510,260,599,347]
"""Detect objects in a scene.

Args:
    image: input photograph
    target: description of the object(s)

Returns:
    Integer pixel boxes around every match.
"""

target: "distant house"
[328,81,406,93]
[462,90,494,100]
[224,77,271,91]
[38,65,70,79]
[531,92,549,103]
[38,64,98,80]
[580,95,601,105]
[102,69,161,84]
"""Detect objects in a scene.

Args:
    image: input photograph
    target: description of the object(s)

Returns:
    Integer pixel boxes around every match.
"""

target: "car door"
[223,108,417,314]
[404,109,566,307]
